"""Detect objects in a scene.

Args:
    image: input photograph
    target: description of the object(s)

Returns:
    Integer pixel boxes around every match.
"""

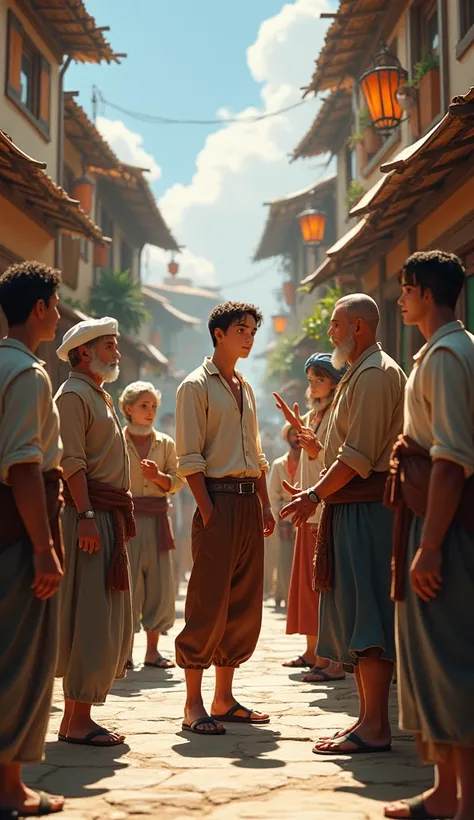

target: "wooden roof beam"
[320,10,385,20]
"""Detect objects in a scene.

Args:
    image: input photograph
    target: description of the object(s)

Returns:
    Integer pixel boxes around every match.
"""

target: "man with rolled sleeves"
[175,301,275,736]
[384,251,474,820]
[282,294,406,756]
[55,318,133,747]
[0,261,64,817]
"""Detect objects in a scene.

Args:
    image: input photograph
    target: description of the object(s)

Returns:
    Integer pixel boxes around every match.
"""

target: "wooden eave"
[92,165,180,251]
[328,87,474,276]
[253,176,336,262]
[304,0,407,96]
[293,88,352,160]
[0,129,105,242]
[142,287,201,327]
[28,0,124,63]
[64,95,118,171]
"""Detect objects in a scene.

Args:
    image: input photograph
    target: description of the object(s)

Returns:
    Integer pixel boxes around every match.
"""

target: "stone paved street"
[25,596,431,819]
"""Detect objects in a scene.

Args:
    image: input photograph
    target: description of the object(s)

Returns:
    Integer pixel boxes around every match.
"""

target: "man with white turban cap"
[54,317,133,747]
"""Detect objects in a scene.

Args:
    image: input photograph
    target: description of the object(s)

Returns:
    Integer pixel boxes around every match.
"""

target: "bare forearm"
[153,472,172,492]
[66,469,91,513]
[314,459,357,499]
[256,473,271,509]
[421,459,465,550]
[186,472,212,513]
[9,463,52,553]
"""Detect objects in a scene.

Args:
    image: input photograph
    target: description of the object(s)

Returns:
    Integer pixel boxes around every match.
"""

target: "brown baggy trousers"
[175,491,264,669]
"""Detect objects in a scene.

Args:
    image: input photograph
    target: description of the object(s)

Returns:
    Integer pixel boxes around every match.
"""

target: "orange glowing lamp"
[298,209,326,246]
[359,45,407,134]
[272,314,288,335]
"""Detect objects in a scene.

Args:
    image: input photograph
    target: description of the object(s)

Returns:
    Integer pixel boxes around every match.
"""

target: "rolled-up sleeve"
[163,437,185,494]
[269,461,284,518]
[338,368,394,479]
[0,369,45,483]
[175,382,207,477]
[248,384,270,474]
[425,349,474,478]
[56,392,88,480]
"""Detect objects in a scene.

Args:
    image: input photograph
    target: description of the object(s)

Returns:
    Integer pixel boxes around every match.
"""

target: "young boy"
[175,301,275,735]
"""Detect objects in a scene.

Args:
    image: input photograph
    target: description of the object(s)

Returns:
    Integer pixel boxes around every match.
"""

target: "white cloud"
[94,1,332,377]
[143,246,216,287]
[96,117,162,181]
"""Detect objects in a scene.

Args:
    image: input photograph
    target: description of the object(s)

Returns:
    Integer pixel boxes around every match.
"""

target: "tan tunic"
[0,339,62,483]
[125,428,183,634]
[298,409,330,525]
[0,339,62,763]
[55,370,132,704]
[404,321,474,477]
[126,429,184,497]
[176,357,269,478]
[55,372,129,490]
[324,343,406,478]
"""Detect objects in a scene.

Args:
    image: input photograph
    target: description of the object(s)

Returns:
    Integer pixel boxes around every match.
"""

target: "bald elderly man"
[55,318,134,748]
[282,294,406,756]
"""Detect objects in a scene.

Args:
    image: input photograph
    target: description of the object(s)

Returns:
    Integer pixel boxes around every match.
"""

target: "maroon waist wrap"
[0,467,65,568]
[132,495,176,552]
[63,479,135,592]
[384,434,474,601]
[313,470,389,592]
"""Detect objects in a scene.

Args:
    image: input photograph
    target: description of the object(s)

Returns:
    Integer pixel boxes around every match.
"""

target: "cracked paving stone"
[23,600,431,818]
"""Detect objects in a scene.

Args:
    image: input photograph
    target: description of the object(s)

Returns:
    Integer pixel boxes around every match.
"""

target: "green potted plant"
[359,108,381,155]
[346,179,366,212]
[347,130,367,171]
[413,52,440,132]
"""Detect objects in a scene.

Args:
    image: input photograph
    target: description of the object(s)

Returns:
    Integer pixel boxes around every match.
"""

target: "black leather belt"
[206,479,256,495]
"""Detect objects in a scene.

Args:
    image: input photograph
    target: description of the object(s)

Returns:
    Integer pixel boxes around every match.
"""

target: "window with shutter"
[5,10,51,139]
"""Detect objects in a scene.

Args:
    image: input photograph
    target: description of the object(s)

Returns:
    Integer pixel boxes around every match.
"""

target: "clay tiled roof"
[31,0,124,63]
[293,88,352,160]
[254,176,336,262]
[324,87,474,276]
[92,164,180,251]
[64,95,118,170]
[0,129,105,242]
[304,0,406,96]
[149,282,220,300]
[141,287,201,327]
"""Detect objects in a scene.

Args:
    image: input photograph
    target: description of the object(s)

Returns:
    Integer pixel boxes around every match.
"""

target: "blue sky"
[69,0,292,193]
[69,1,335,380]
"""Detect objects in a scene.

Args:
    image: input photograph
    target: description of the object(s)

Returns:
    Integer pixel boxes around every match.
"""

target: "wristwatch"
[77,510,95,520]
[307,489,320,505]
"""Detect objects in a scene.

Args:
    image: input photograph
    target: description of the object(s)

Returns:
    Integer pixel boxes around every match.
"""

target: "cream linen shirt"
[404,321,474,478]
[176,357,269,479]
[125,428,184,497]
[0,339,62,484]
[55,372,130,491]
[324,343,406,478]
[298,408,330,524]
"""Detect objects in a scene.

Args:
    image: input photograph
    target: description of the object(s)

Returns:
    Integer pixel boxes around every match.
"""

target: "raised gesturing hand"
[273,393,305,431]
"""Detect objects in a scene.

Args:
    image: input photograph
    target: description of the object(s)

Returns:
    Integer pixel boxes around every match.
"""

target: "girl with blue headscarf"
[274,353,345,682]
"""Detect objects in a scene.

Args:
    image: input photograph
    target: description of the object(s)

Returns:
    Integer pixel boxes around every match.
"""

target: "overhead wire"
[93,86,312,126]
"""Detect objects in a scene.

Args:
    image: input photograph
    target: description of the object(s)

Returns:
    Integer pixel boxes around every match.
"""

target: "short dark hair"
[400,251,465,310]
[208,301,263,347]
[0,261,61,326]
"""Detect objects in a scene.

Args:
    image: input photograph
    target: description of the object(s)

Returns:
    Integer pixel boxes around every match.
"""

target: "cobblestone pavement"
[25,596,430,819]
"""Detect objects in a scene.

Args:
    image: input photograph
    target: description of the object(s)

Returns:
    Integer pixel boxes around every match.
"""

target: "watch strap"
[77,510,95,520]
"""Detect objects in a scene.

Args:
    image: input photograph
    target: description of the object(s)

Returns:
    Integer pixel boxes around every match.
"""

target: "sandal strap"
[227,702,250,718]
[191,717,218,730]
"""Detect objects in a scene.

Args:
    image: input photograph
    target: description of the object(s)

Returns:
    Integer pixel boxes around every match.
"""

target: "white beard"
[127,423,154,436]
[89,350,120,383]
[331,329,355,370]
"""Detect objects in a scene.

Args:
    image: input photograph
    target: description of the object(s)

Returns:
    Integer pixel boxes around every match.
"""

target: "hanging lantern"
[168,259,179,277]
[72,176,94,214]
[272,314,288,335]
[298,209,326,246]
[359,44,408,134]
[283,281,295,306]
[94,242,109,268]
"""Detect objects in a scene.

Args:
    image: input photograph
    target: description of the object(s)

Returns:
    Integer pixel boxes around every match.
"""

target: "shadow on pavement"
[172,724,285,769]
[111,665,182,698]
